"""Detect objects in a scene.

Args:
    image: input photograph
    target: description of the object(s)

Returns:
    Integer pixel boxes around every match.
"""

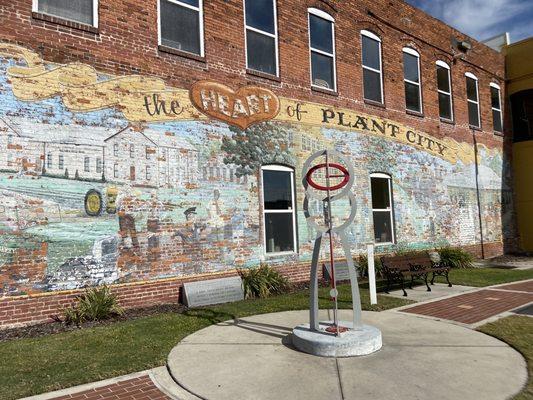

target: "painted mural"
[0,43,512,296]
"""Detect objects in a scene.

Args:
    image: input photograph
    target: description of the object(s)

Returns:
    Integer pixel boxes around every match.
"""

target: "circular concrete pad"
[167,310,527,400]
[292,321,382,357]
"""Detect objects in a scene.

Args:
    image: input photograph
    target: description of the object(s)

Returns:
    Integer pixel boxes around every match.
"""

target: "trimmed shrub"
[356,254,383,278]
[239,263,289,299]
[438,246,474,269]
[64,285,123,325]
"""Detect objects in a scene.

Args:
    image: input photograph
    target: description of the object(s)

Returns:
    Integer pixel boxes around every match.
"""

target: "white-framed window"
[58,154,64,170]
[490,82,503,133]
[47,153,52,169]
[308,8,336,91]
[84,156,90,172]
[158,0,204,57]
[403,47,422,113]
[466,72,481,128]
[436,60,453,121]
[129,144,134,158]
[7,134,13,145]
[370,173,395,244]
[244,0,279,76]
[113,143,119,157]
[96,158,102,173]
[146,165,151,181]
[113,163,119,178]
[361,30,383,104]
[261,165,297,254]
[33,0,98,27]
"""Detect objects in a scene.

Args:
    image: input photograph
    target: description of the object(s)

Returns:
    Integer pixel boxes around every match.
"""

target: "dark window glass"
[265,213,294,252]
[311,52,334,89]
[263,170,292,210]
[309,14,333,53]
[466,77,478,101]
[403,52,419,83]
[437,66,450,92]
[371,177,390,209]
[493,110,502,132]
[245,0,275,34]
[161,0,201,55]
[177,0,198,6]
[405,82,421,112]
[363,69,382,103]
[247,30,276,75]
[38,0,93,25]
[510,90,533,142]
[468,102,480,127]
[373,211,393,243]
[491,86,501,109]
[438,92,452,120]
[362,35,380,70]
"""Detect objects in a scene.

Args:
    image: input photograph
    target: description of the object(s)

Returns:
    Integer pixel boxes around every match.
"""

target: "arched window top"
[361,29,380,42]
[490,82,501,90]
[465,72,478,80]
[262,164,294,172]
[436,60,450,69]
[402,47,419,57]
[308,7,334,22]
[370,172,391,179]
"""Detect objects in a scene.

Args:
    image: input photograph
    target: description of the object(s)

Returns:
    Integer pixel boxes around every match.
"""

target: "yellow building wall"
[505,38,533,96]
[513,141,533,251]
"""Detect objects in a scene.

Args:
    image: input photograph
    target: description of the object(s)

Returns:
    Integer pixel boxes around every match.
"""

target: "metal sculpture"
[302,149,362,334]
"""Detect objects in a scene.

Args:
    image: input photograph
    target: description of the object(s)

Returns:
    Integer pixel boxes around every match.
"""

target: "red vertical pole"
[325,151,339,335]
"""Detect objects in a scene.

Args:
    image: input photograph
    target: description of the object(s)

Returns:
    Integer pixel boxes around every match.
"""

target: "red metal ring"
[305,163,350,191]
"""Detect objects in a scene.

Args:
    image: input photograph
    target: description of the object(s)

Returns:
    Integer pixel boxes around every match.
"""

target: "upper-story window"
[490,83,503,133]
[308,8,336,91]
[244,0,279,76]
[129,144,135,158]
[159,0,204,56]
[84,157,90,172]
[466,72,480,128]
[361,30,383,104]
[113,143,119,157]
[34,0,98,26]
[436,61,453,121]
[403,48,422,113]
[58,154,64,170]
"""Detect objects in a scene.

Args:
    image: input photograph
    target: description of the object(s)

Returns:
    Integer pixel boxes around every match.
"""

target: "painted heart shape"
[190,80,280,130]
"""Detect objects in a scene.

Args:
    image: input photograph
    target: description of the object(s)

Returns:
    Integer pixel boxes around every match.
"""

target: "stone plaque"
[322,262,357,282]
[183,276,244,307]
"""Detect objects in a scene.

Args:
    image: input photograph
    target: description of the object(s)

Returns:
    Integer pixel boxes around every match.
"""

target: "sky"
[405,0,533,43]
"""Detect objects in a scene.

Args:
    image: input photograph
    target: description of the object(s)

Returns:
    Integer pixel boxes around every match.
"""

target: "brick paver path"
[51,375,171,400]
[402,281,533,324]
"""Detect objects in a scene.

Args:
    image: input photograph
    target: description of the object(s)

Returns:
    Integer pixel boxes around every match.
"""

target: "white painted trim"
[490,84,503,132]
[466,75,481,128]
[370,172,391,179]
[369,173,396,245]
[465,72,478,80]
[308,9,337,92]
[435,60,450,69]
[402,46,419,57]
[308,7,334,22]
[158,0,205,57]
[490,82,501,90]
[361,29,381,42]
[361,31,384,104]
[403,48,422,113]
[243,0,279,77]
[436,61,454,121]
[33,0,99,27]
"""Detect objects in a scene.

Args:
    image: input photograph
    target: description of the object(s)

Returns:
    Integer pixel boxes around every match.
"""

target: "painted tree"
[221,123,295,177]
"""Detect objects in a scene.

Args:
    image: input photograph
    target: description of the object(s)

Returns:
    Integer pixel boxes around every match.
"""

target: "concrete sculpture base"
[291,321,382,357]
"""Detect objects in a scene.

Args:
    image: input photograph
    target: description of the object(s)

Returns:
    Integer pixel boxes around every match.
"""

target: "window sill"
[374,242,395,246]
[32,12,99,34]
[311,86,338,96]
[246,69,281,83]
[406,109,424,118]
[364,99,386,109]
[265,251,297,258]
[494,131,504,137]
[440,118,455,125]
[158,45,206,63]
[469,125,482,131]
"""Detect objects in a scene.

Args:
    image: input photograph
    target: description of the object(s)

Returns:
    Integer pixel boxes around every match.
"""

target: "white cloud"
[414,0,531,42]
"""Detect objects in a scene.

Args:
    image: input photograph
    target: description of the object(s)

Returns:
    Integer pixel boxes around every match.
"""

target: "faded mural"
[0,43,512,296]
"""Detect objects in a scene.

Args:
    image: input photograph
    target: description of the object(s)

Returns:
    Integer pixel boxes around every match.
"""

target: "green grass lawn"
[0,286,409,400]
[478,316,533,400]
[430,267,533,287]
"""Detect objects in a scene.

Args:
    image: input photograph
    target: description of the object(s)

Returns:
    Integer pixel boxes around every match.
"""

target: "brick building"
[0,0,515,328]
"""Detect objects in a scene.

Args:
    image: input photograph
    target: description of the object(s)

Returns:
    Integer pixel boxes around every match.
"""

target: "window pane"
[362,36,380,70]
[491,87,500,109]
[263,170,292,210]
[178,0,199,7]
[265,213,294,253]
[437,66,450,92]
[466,77,478,101]
[405,82,421,112]
[311,52,334,89]
[363,69,382,103]
[245,0,274,34]
[247,30,276,75]
[161,0,201,55]
[438,92,452,120]
[373,211,393,243]
[468,102,480,127]
[493,109,502,132]
[38,0,93,25]
[403,52,419,83]
[371,177,390,209]
[309,14,333,53]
